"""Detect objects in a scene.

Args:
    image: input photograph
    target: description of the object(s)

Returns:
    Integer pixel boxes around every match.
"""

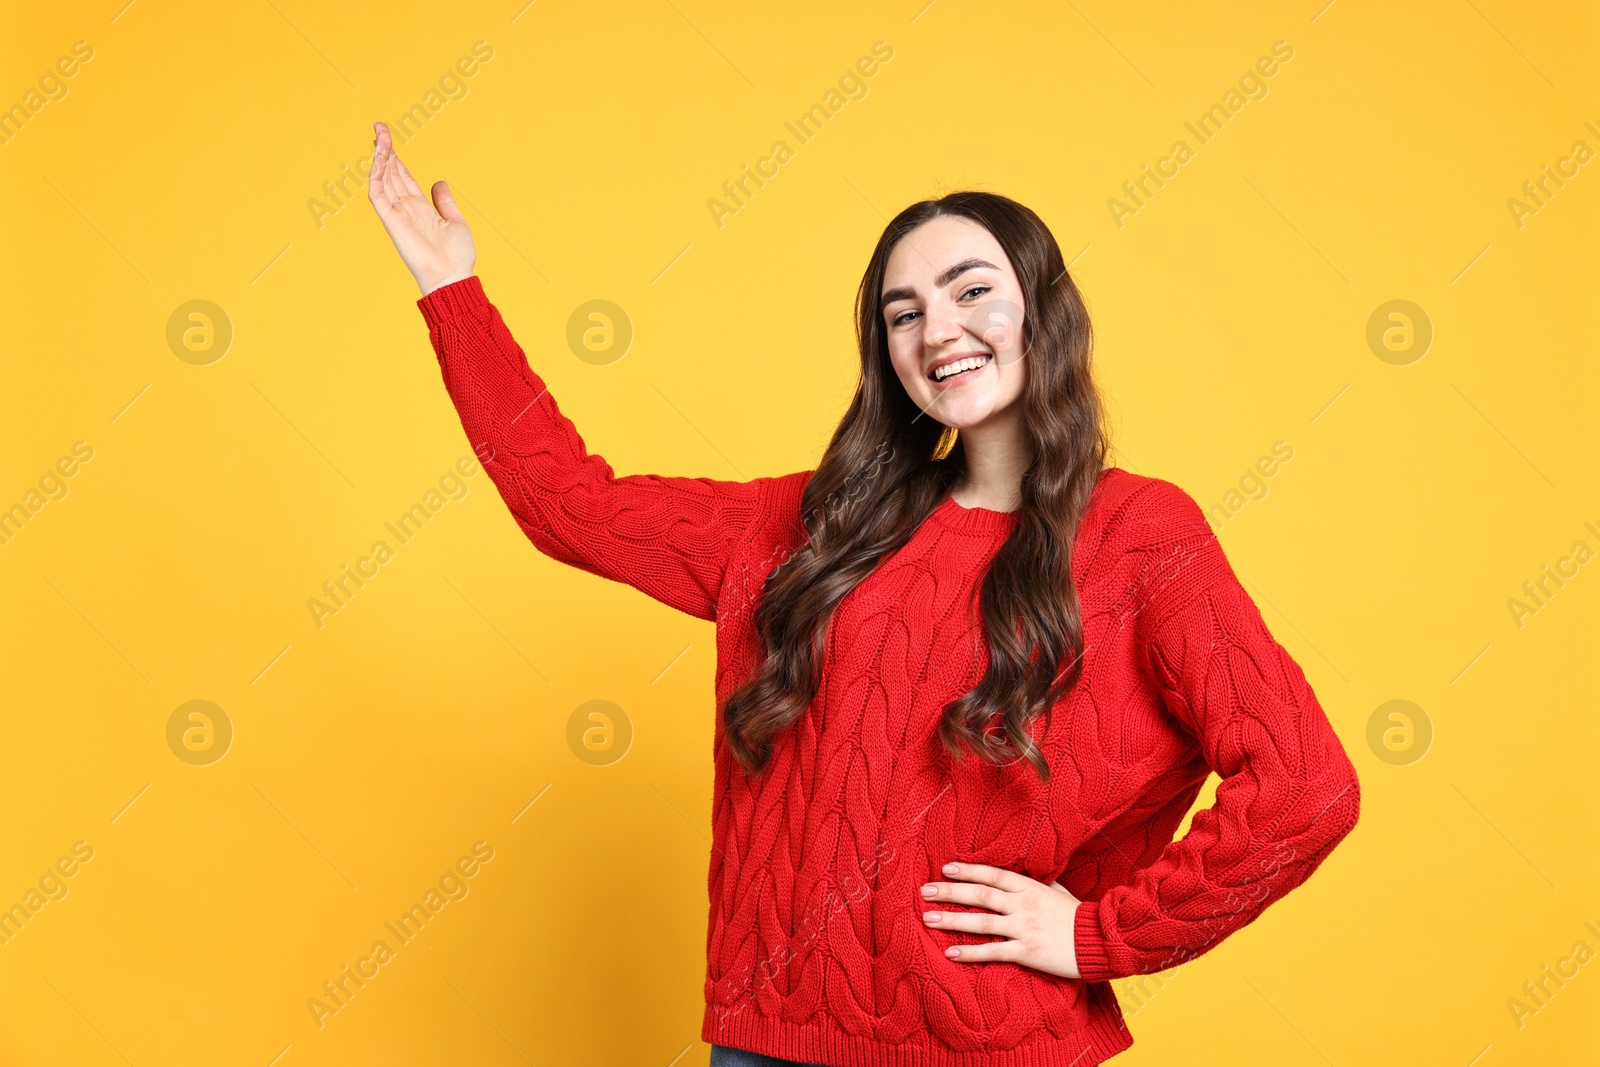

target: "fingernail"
[945,947,960,958]
[920,884,935,897]
[943,862,959,874]
[923,912,941,922]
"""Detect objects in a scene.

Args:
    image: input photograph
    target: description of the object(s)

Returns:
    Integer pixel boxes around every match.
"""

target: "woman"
[367,119,1361,1067]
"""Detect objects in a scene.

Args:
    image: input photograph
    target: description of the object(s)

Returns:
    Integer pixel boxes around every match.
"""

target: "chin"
[927,394,1009,427]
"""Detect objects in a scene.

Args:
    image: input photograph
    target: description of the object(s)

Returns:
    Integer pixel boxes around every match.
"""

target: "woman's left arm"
[921,479,1360,981]
[1070,478,1362,982]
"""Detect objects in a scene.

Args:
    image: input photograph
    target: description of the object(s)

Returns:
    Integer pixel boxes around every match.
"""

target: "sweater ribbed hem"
[1072,901,1114,984]
[701,999,1134,1067]
[417,274,489,328]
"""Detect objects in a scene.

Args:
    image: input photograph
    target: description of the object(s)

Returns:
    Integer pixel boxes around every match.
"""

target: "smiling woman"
[879,239,1031,455]
[367,122,1361,1067]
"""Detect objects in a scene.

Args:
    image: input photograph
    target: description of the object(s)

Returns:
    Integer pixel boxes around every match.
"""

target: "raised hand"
[921,861,1084,980]
[366,120,477,296]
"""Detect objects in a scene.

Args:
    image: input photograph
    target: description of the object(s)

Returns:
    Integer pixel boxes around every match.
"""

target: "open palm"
[367,120,477,296]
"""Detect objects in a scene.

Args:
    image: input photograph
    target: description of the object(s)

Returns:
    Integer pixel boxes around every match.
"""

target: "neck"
[949,407,1033,512]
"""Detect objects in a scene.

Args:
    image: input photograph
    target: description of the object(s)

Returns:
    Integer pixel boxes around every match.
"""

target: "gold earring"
[933,425,958,460]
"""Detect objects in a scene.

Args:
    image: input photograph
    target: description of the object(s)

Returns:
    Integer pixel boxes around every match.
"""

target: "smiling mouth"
[929,353,992,384]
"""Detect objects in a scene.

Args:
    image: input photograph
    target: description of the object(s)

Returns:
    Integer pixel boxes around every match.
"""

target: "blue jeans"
[709,1044,831,1067]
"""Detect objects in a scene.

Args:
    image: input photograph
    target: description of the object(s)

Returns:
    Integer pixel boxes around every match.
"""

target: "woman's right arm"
[368,121,777,622]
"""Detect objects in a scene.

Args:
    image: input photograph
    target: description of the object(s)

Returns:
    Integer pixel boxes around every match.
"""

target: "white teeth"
[932,354,991,381]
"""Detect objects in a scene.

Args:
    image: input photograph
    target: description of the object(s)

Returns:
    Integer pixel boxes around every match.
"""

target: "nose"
[920,298,964,350]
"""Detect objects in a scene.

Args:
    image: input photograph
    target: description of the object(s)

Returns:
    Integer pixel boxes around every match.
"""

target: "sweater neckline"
[924,467,1121,534]
[927,491,1019,534]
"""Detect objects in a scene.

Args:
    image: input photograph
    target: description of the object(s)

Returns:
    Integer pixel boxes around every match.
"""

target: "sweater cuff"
[1073,900,1116,983]
[416,275,488,329]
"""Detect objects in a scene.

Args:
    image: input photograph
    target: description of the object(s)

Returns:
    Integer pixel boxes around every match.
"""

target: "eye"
[887,285,992,327]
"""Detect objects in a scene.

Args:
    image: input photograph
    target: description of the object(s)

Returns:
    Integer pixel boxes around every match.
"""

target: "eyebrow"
[881,257,1000,306]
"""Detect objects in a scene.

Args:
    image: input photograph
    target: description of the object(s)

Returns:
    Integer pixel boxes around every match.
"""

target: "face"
[880,215,1028,431]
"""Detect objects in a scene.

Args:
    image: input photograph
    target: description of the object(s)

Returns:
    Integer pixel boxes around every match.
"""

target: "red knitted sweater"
[417,276,1361,1067]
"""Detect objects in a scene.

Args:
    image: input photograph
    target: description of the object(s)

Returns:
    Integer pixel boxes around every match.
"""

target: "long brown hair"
[722,191,1110,781]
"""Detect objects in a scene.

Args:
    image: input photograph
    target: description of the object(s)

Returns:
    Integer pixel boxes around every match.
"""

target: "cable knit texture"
[418,276,1361,1067]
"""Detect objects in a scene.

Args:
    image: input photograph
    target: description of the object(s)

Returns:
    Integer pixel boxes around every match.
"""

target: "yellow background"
[1,1,1595,1064]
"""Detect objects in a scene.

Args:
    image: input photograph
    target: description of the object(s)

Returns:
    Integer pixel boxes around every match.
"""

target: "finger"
[921,880,1012,914]
[378,135,406,201]
[940,862,1032,893]
[922,907,1006,937]
[432,180,465,223]
[390,148,425,200]
[371,125,400,203]
[943,938,1021,964]
[373,127,411,208]
[382,149,409,208]
[372,123,399,179]
[382,142,420,216]
[368,124,391,204]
